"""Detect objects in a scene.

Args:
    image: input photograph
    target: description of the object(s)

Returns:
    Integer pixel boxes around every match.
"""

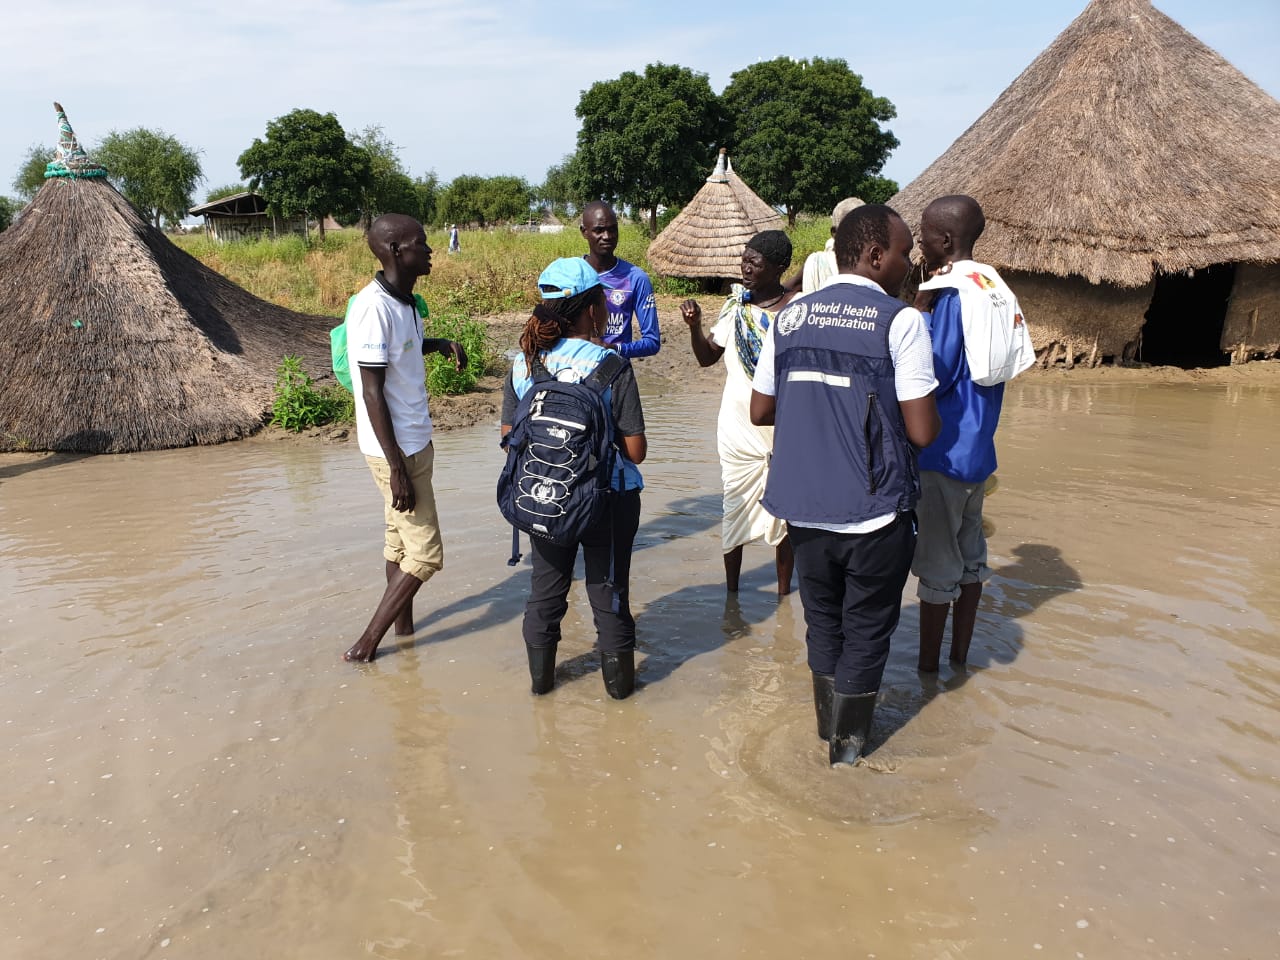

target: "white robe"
[709,293,788,552]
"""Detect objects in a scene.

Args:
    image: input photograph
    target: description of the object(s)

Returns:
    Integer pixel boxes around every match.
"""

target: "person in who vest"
[750,204,940,765]
[500,258,648,699]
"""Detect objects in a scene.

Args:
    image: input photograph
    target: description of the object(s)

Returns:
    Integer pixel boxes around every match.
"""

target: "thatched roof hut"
[889,0,1280,366]
[647,149,785,280]
[0,104,332,453]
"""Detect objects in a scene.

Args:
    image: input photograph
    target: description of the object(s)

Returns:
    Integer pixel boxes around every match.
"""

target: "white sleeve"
[750,323,778,396]
[349,298,392,366]
[889,307,938,401]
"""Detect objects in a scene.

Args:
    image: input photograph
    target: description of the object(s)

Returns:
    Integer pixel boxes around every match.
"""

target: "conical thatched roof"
[889,0,1280,287]
[647,149,786,279]
[0,105,332,454]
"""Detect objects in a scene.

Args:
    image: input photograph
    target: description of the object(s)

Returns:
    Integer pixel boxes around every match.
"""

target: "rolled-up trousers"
[790,512,916,695]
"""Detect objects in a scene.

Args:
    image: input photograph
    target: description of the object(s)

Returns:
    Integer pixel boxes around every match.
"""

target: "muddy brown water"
[2,380,1277,959]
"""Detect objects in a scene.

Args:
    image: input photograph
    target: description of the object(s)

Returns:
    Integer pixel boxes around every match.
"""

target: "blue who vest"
[762,283,920,525]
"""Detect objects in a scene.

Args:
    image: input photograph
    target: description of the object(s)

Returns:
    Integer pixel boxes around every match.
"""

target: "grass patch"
[271,355,348,431]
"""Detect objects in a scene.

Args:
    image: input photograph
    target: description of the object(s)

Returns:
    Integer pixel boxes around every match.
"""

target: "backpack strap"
[583,351,628,394]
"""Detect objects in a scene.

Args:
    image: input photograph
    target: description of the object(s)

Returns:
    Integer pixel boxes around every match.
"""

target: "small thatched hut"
[889,0,1280,367]
[647,149,785,281]
[0,104,332,453]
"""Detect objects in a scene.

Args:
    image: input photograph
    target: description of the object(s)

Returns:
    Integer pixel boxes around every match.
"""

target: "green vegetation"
[0,195,17,232]
[12,144,50,200]
[351,124,420,230]
[437,174,532,229]
[204,183,247,203]
[271,355,347,431]
[176,217,830,320]
[96,128,204,228]
[571,63,724,236]
[425,310,494,395]
[722,57,898,226]
[238,109,372,240]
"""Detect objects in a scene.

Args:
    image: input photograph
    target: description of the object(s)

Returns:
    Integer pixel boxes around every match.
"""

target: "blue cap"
[538,258,601,299]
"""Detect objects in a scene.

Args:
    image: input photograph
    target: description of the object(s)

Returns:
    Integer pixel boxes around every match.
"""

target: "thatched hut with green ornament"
[0,103,331,453]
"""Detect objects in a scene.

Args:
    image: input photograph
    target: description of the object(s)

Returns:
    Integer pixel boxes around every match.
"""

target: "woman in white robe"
[681,231,798,596]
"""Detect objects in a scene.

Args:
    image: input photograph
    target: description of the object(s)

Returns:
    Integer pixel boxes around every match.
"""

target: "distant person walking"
[343,214,468,663]
[580,201,661,358]
[448,224,460,254]
[911,195,1023,671]
[750,205,939,765]
[680,230,796,596]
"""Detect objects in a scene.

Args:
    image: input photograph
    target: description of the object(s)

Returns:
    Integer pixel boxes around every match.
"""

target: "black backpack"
[498,351,628,549]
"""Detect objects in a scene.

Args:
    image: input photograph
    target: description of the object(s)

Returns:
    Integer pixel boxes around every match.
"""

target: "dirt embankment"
[278,294,1280,444]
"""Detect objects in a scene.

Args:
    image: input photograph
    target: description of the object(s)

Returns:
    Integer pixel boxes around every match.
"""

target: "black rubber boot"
[828,691,877,766]
[601,651,635,700]
[812,673,836,741]
[527,644,556,695]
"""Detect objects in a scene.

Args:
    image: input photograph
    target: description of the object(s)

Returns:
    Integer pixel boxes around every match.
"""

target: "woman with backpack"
[500,258,647,700]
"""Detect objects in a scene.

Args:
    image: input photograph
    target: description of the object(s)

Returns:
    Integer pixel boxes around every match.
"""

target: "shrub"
[271,355,344,430]
[424,310,495,395]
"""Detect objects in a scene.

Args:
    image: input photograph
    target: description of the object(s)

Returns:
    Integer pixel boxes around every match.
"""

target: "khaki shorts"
[366,444,445,582]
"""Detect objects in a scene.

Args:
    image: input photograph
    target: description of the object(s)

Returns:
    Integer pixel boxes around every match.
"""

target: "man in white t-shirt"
[343,214,467,663]
[750,204,939,765]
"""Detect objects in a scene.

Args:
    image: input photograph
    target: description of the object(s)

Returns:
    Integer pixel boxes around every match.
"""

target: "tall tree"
[571,62,724,235]
[351,125,419,230]
[237,109,371,240]
[13,144,53,200]
[721,57,899,226]
[95,128,204,228]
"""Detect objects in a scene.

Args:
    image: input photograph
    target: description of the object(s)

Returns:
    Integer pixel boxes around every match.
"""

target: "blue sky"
[2,0,1276,202]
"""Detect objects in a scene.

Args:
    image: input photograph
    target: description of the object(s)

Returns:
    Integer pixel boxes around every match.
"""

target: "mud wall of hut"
[1222,263,1280,362]
[1006,270,1153,368]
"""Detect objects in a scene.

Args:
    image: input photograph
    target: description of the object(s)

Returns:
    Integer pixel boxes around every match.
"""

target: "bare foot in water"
[343,638,380,662]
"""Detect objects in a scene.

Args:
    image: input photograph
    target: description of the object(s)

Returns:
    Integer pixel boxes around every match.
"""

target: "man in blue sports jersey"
[580,201,661,358]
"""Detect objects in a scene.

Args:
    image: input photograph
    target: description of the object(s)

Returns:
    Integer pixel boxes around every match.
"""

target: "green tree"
[537,156,583,221]
[95,128,204,228]
[237,109,371,240]
[571,62,724,236]
[351,125,420,230]
[0,196,17,232]
[414,172,439,227]
[13,144,53,200]
[476,175,532,225]
[437,174,485,227]
[436,174,529,228]
[204,183,247,203]
[721,57,898,226]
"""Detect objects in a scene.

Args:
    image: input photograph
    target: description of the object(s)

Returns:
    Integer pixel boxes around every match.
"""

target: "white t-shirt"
[752,273,938,534]
[348,279,433,459]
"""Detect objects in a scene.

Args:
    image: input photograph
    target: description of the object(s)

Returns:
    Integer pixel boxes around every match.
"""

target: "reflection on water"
[1,381,1277,958]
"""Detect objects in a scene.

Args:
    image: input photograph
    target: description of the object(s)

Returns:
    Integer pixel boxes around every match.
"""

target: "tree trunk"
[649,207,657,237]
[318,214,327,242]
[787,205,797,228]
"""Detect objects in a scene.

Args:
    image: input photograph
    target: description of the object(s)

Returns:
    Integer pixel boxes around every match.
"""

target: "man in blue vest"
[750,204,940,765]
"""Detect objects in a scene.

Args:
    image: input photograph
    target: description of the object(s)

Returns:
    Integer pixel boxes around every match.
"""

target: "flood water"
[2,380,1277,959]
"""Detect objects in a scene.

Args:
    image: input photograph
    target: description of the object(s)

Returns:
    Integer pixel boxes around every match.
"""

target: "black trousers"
[790,513,916,695]
[522,490,641,655]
